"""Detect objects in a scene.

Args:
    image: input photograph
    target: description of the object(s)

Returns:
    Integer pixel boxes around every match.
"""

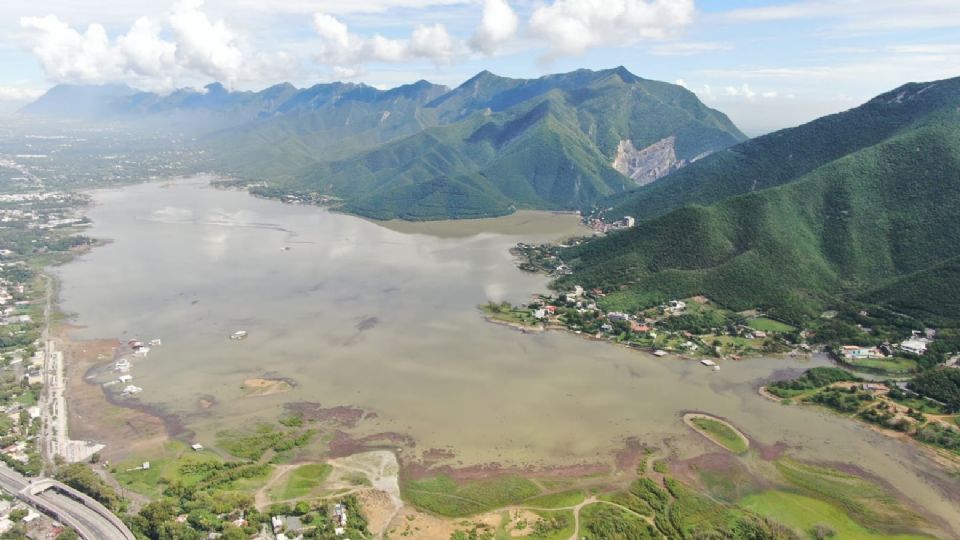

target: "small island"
[683,413,750,454]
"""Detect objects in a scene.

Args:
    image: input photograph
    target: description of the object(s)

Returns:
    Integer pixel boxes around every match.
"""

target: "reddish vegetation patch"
[754,440,789,461]
[670,452,767,500]
[285,402,366,428]
[401,459,609,483]
[422,447,456,463]
[614,437,647,472]
[327,431,416,458]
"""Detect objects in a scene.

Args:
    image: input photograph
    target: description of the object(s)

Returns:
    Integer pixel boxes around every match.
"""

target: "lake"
[56,177,959,530]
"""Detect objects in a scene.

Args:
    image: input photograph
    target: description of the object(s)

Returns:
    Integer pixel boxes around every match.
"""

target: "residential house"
[900,338,929,356]
[839,346,882,361]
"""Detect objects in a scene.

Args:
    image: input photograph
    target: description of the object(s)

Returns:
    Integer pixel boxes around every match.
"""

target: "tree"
[55,463,122,511]
[294,501,311,516]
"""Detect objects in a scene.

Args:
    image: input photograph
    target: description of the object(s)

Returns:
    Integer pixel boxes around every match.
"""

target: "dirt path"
[328,451,403,539]
[254,464,296,509]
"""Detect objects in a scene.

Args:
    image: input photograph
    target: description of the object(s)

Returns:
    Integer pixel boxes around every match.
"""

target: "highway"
[0,465,136,540]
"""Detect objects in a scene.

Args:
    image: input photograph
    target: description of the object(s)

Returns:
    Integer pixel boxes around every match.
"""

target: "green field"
[114,441,226,498]
[402,474,542,517]
[774,458,925,533]
[747,317,797,333]
[275,463,332,501]
[741,491,934,540]
[849,356,918,374]
[689,416,748,453]
[522,489,585,509]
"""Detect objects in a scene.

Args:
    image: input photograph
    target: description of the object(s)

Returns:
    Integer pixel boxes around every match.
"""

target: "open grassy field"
[521,489,585,509]
[741,491,934,540]
[113,439,274,499]
[402,474,542,517]
[747,317,797,333]
[850,356,918,374]
[276,463,333,501]
[774,458,926,533]
[113,440,220,498]
[687,415,749,454]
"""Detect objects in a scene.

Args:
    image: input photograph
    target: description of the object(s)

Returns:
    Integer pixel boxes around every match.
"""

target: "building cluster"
[839,329,939,361]
[588,215,636,234]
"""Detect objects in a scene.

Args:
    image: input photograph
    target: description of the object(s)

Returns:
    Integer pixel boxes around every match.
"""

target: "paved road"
[0,465,136,540]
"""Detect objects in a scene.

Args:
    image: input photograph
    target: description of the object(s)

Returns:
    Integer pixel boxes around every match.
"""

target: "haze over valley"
[2,1,960,539]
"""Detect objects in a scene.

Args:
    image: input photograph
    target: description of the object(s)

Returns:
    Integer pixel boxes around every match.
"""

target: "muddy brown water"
[55,177,960,533]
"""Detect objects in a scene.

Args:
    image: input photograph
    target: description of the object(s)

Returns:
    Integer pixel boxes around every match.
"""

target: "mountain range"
[557,76,960,324]
[20,68,746,219]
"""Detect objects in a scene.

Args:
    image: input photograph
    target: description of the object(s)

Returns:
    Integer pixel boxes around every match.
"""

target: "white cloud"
[169,0,244,84]
[226,0,469,15]
[724,84,756,98]
[528,0,695,57]
[116,17,177,81]
[312,11,462,69]
[469,0,518,55]
[19,15,120,83]
[692,82,780,102]
[19,0,297,91]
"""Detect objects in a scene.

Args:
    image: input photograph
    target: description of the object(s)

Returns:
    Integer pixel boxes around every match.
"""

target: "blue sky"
[2,0,959,134]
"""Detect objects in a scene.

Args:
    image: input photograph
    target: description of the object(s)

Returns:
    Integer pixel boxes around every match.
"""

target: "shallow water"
[57,177,959,532]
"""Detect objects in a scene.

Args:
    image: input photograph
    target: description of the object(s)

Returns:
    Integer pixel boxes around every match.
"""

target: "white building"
[900,338,929,355]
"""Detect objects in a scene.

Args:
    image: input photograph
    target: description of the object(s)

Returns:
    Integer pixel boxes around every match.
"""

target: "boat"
[712,365,721,371]
[133,346,150,357]
[653,350,668,357]
[230,330,248,340]
[149,338,162,346]
[700,359,717,367]
[121,385,143,395]
[115,358,131,371]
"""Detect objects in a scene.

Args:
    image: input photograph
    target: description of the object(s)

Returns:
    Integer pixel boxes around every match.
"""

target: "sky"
[2,0,960,134]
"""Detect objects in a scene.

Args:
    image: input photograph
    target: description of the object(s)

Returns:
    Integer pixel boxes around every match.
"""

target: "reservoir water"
[56,177,959,531]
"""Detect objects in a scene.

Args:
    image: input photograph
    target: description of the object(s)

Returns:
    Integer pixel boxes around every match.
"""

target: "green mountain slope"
[288,67,745,219]
[558,105,960,323]
[606,77,960,223]
[205,81,450,180]
[865,256,960,324]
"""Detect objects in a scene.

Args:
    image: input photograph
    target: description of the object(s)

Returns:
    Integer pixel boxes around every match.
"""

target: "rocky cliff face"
[612,136,685,186]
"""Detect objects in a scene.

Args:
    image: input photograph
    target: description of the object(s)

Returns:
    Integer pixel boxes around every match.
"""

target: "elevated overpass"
[0,466,136,540]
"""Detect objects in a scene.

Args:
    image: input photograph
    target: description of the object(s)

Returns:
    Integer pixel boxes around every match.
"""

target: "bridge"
[0,466,136,540]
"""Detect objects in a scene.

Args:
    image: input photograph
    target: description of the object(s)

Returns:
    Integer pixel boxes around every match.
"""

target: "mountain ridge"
[557,76,960,324]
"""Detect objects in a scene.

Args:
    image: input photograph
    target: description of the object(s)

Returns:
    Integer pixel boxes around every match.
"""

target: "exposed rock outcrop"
[613,136,687,186]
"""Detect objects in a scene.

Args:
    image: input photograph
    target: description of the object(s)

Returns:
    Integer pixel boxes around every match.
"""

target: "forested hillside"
[289,67,745,219]
[558,100,960,323]
[605,77,960,223]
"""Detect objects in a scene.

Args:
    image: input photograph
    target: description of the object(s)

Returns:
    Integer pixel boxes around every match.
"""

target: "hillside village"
[509,238,959,377]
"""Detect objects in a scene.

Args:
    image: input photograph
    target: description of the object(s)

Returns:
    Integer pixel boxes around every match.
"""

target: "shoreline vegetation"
[683,413,750,454]
[764,367,960,469]
[15,178,954,539]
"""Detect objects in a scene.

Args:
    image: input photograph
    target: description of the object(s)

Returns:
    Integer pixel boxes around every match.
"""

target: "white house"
[900,338,929,355]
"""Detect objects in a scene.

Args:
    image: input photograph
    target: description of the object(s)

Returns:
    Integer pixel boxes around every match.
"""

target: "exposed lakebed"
[56,177,959,531]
